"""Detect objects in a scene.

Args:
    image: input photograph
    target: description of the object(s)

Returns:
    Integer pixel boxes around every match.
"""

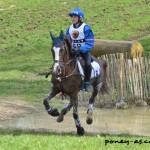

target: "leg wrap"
[73,112,78,120]
[88,103,93,111]
[73,112,81,127]
[43,99,51,111]
[63,103,73,114]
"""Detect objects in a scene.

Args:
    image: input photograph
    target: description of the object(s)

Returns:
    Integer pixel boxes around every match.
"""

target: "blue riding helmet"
[69,8,84,20]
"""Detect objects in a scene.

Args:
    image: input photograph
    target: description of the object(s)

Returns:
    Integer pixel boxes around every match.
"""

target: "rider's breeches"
[81,52,92,82]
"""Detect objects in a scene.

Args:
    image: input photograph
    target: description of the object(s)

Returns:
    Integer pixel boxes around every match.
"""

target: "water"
[2,106,150,136]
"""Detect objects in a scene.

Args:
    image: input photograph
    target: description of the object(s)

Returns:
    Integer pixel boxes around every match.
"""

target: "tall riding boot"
[84,65,92,82]
[84,65,92,92]
[81,52,92,92]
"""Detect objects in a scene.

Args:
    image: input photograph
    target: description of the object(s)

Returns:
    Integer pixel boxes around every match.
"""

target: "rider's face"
[71,16,79,24]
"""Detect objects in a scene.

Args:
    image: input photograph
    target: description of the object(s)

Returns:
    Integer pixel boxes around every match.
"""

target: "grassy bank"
[0,0,149,103]
[0,129,150,150]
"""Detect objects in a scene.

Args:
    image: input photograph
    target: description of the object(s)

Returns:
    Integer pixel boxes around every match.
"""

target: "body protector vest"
[69,23,86,50]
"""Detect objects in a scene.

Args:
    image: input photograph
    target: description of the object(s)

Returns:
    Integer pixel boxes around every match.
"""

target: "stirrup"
[82,82,91,92]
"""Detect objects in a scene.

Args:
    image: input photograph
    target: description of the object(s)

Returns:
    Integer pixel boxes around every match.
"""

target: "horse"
[43,30,108,135]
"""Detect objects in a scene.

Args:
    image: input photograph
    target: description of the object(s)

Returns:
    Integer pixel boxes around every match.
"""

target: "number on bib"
[73,44,81,49]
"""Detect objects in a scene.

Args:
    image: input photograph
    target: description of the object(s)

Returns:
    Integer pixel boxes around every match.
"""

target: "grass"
[0,1,150,148]
[0,0,149,103]
[0,129,150,150]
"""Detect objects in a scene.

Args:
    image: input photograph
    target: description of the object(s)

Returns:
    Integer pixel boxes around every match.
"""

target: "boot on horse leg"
[86,87,98,124]
[43,88,60,117]
[57,103,73,122]
[73,100,85,135]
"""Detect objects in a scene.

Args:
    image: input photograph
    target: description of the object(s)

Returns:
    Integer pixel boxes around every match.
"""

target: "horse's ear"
[59,30,64,39]
[50,31,55,40]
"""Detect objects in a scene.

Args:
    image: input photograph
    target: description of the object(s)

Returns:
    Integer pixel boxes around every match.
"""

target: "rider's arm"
[80,25,94,53]
[66,27,70,38]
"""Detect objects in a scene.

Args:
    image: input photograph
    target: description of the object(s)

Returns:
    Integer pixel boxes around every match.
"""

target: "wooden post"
[119,53,124,97]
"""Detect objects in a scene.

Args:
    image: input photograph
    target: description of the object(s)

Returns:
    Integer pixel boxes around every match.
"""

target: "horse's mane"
[64,35,72,51]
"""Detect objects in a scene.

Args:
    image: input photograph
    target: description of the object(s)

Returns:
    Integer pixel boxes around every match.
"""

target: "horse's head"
[50,30,71,75]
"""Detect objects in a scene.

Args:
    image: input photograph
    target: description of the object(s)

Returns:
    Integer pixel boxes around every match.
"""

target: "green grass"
[0,129,150,150]
[0,0,149,102]
[0,1,150,147]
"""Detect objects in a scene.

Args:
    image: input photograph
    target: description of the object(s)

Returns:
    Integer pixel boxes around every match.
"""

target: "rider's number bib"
[72,43,82,49]
[69,23,86,50]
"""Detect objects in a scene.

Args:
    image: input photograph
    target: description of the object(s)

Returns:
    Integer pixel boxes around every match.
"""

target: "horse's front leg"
[43,87,60,117]
[57,102,73,122]
[73,98,85,135]
[86,86,98,124]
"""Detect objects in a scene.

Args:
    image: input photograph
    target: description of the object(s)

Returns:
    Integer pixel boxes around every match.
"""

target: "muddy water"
[3,107,150,136]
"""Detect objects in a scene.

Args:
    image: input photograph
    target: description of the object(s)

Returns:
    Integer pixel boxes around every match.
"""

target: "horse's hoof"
[48,108,60,117]
[86,110,93,125]
[77,127,85,136]
[57,114,64,122]
[86,116,93,124]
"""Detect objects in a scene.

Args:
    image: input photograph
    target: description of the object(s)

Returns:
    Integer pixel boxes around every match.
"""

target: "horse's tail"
[100,60,109,94]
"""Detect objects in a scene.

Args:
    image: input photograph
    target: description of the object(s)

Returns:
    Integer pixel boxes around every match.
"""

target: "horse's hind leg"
[86,86,98,125]
[43,87,60,117]
[73,98,85,135]
[57,103,73,122]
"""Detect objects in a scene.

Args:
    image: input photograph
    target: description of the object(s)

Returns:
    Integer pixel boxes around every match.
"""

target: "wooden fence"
[78,53,150,108]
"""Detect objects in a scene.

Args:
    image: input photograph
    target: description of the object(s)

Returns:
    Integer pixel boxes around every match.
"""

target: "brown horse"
[43,30,108,135]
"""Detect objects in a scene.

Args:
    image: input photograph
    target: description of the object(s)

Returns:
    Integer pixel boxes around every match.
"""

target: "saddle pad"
[77,60,100,80]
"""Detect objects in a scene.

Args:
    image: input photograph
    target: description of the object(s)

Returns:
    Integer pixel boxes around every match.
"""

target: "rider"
[66,8,95,92]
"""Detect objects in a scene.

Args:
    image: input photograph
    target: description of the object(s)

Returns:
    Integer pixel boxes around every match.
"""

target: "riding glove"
[71,48,81,56]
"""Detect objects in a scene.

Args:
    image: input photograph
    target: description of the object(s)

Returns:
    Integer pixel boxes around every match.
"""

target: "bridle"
[52,42,75,77]
[45,40,82,81]
[53,42,84,82]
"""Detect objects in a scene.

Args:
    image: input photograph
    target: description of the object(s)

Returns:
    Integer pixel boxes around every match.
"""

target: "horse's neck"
[63,57,79,77]
[63,41,79,75]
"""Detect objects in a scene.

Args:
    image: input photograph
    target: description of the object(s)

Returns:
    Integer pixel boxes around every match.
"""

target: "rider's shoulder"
[84,24,92,32]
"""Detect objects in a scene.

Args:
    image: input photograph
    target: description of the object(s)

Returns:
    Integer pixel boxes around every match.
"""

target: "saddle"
[77,56,101,80]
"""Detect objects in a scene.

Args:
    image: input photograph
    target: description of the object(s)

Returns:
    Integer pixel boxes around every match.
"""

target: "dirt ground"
[0,97,42,127]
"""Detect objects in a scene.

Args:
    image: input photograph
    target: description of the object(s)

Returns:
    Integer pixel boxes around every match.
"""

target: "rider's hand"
[76,48,81,55]
[71,48,81,56]
[71,49,75,56]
